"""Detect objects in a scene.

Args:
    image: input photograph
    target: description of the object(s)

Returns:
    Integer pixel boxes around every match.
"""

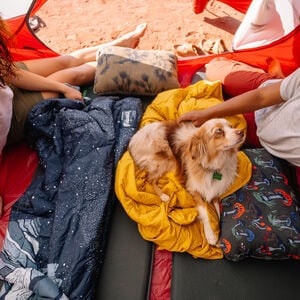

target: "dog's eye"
[215,128,224,135]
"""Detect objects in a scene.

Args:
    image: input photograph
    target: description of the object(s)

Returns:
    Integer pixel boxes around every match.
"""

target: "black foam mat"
[172,252,300,300]
[95,201,153,300]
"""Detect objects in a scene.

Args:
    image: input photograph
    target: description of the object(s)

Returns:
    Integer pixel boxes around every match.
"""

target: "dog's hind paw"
[160,193,170,202]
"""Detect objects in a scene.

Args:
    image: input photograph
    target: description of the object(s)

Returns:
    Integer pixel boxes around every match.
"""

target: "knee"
[67,65,95,86]
[205,57,235,82]
[59,55,83,69]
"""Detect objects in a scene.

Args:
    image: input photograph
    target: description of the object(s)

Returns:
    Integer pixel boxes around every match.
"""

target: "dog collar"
[212,171,222,180]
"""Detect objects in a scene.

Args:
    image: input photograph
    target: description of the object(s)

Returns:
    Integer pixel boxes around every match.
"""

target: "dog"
[128,118,245,245]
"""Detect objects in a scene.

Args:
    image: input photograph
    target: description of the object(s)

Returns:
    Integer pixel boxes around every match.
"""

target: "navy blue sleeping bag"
[0,96,143,299]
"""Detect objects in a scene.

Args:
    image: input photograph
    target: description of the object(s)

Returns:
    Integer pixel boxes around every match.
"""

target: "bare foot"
[110,23,148,48]
[266,57,285,78]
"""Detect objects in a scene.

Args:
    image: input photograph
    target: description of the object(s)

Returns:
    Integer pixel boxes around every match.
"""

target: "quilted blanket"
[0,96,143,299]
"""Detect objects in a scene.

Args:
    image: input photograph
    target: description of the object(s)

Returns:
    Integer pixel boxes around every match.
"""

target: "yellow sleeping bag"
[115,80,252,259]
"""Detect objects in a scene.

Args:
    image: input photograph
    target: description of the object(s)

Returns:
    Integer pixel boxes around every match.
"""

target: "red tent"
[4,0,58,61]
[1,1,299,299]
[193,0,251,14]
[183,0,300,86]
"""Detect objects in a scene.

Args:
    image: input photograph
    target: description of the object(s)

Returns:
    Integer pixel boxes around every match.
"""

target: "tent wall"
[5,0,58,61]
[218,0,252,13]
[2,0,268,62]
[232,0,300,50]
[178,25,300,87]
[193,0,251,14]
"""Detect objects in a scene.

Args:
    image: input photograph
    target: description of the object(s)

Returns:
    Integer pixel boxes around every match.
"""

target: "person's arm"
[6,67,83,100]
[179,81,283,126]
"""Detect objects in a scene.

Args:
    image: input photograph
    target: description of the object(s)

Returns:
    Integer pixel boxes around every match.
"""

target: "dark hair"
[0,17,15,86]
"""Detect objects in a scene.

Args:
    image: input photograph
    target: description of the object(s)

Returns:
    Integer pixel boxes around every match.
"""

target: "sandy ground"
[35,0,244,55]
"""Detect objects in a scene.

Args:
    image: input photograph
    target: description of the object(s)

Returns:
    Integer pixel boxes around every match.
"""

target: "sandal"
[200,38,227,55]
[174,43,205,57]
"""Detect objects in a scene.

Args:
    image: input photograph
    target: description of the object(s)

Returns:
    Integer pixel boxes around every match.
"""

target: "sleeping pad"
[0,96,143,299]
[115,79,252,259]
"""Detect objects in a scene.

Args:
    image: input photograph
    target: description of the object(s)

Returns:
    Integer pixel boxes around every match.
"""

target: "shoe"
[199,38,227,55]
[174,43,205,57]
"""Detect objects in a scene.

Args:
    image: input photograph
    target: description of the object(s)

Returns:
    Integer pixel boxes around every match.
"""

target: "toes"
[135,23,147,37]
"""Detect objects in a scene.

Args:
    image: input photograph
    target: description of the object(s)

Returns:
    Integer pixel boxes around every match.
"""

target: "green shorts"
[7,62,44,145]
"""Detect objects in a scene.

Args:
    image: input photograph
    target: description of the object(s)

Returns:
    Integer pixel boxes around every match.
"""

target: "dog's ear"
[189,129,207,160]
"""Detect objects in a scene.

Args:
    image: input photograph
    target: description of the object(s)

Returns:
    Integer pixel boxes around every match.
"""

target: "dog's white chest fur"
[173,119,242,202]
[186,155,238,202]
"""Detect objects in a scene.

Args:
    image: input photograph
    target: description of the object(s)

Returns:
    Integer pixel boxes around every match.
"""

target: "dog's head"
[189,118,245,167]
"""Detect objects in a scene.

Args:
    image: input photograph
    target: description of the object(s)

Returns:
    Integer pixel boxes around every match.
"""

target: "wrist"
[59,83,69,94]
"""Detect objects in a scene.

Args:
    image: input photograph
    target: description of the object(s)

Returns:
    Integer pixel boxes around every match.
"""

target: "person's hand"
[178,110,210,127]
[61,84,83,101]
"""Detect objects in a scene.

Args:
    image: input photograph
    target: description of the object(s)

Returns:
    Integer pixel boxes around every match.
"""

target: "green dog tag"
[213,171,222,180]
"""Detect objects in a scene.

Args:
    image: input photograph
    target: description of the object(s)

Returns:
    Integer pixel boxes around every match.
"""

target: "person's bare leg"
[70,23,147,61]
[41,62,96,99]
[24,23,147,77]
[21,55,83,77]
[46,62,96,86]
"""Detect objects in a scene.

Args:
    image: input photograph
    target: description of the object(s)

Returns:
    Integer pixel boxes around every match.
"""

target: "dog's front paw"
[205,231,219,246]
[160,193,170,202]
[197,205,219,245]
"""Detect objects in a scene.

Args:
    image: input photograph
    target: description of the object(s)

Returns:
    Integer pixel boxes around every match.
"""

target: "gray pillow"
[94,46,180,96]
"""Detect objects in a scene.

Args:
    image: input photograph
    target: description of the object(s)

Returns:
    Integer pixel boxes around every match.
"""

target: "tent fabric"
[187,0,300,87]
[218,0,251,13]
[4,0,58,61]
[232,0,300,50]
[0,143,38,249]
[193,0,251,14]
[1,0,300,299]
[178,25,300,87]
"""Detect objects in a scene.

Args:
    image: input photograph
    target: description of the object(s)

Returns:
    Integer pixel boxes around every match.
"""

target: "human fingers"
[178,111,206,127]
[64,88,83,101]
[178,111,199,122]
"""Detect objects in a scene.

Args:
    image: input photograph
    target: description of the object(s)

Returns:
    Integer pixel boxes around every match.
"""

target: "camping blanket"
[0,96,143,299]
[115,80,252,259]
